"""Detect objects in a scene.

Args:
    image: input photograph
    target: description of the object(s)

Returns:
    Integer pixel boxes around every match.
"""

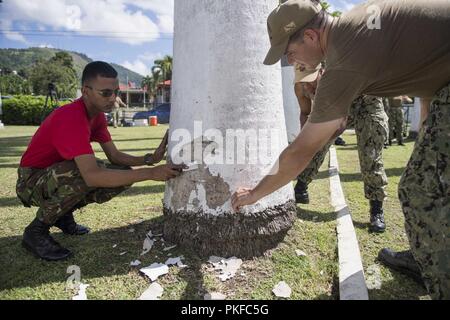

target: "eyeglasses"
[85,85,120,98]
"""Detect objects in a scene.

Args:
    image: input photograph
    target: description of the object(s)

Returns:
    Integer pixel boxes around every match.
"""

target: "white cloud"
[0,0,174,45]
[121,59,151,76]
[138,52,164,63]
[4,31,29,44]
[157,14,174,34]
[38,43,54,48]
[130,0,174,33]
[329,0,356,13]
[0,19,29,44]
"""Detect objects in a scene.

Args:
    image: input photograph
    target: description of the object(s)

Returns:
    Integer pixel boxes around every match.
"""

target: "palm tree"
[141,69,162,106]
[153,55,172,81]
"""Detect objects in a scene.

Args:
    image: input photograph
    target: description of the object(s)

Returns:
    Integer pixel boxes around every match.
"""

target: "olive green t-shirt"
[310,0,450,123]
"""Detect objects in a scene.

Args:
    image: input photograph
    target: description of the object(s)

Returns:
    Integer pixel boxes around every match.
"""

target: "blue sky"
[0,0,361,77]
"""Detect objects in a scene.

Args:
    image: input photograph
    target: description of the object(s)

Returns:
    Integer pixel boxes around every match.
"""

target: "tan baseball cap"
[294,63,321,83]
[264,0,322,65]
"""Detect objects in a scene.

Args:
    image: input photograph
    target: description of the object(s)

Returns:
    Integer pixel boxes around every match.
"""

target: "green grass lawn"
[336,132,429,300]
[0,125,337,300]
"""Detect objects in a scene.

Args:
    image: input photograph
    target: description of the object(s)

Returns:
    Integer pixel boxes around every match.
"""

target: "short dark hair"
[82,61,118,84]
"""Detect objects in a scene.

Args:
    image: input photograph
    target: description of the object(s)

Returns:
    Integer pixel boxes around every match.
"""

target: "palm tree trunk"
[163,0,296,258]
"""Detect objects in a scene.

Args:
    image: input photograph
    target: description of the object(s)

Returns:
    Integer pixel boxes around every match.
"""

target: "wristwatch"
[144,153,154,166]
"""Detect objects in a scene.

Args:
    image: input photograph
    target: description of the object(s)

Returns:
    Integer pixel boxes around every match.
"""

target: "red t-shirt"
[20,98,112,168]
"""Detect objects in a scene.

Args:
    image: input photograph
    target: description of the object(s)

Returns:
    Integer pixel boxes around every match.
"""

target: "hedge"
[1,95,68,125]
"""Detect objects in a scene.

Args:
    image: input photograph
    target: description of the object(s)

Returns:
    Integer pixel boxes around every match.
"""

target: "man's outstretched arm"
[231,117,346,211]
[75,153,184,188]
[101,130,169,167]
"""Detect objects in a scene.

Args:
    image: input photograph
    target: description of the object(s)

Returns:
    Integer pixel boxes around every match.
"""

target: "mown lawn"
[0,125,337,300]
[336,132,429,300]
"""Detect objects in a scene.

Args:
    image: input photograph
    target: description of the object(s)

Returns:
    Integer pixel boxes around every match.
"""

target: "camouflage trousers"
[296,139,334,187]
[112,109,122,128]
[389,107,404,143]
[297,95,388,201]
[398,82,450,300]
[16,160,131,225]
[349,95,389,201]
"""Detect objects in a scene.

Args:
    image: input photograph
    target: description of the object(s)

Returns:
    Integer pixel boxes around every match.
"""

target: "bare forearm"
[252,119,343,201]
[300,113,309,129]
[85,167,154,188]
[111,152,146,167]
[252,144,315,200]
[420,98,431,126]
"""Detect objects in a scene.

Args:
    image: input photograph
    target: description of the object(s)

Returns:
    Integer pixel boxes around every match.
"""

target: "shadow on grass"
[0,196,22,208]
[0,185,166,208]
[117,184,165,198]
[296,207,336,223]
[367,267,428,300]
[339,167,406,182]
[0,215,208,300]
[337,139,415,153]
[0,163,19,169]
[0,136,33,158]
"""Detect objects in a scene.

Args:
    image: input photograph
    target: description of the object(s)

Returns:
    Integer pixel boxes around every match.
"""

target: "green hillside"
[0,47,144,86]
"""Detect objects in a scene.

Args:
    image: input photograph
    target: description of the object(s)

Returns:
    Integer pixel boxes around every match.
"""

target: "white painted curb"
[329,146,369,300]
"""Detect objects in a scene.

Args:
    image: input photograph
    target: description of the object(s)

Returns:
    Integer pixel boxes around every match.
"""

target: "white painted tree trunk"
[163,0,296,257]
[281,56,300,143]
[409,98,421,138]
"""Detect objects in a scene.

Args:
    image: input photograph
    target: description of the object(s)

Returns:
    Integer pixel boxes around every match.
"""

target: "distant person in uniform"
[112,95,127,128]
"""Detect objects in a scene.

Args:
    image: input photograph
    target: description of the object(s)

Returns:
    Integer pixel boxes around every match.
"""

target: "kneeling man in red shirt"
[17,61,184,261]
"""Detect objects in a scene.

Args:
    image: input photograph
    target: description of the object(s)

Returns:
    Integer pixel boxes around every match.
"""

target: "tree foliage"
[29,52,78,98]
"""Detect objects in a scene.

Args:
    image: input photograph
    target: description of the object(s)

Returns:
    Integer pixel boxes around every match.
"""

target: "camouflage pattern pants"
[389,107,404,143]
[16,160,131,225]
[382,98,390,145]
[112,109,121,127]
[297,139,334,186]
[398,83,450,299]
[349,95,389,201]
[298,95,388,201]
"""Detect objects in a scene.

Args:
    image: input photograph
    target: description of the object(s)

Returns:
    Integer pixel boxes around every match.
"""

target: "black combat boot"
[334,136,346,146]
[55,211,90,236]
[369,200,386,233]
[378,248,424,285]
[294,181,310,204]
[22,218,72,261]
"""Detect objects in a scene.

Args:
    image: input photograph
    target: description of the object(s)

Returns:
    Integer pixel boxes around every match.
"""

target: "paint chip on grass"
[296,249,307,257]
[141,237,154,256]
[204,292,227,300]
[165,256,188,268]
[163,245,177,251]
[72,283,89,300]
[139,283,164,300]
[130,260,141,267]
[272,281,292,298]
[208,256,243,282]
[140,263,169,282]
